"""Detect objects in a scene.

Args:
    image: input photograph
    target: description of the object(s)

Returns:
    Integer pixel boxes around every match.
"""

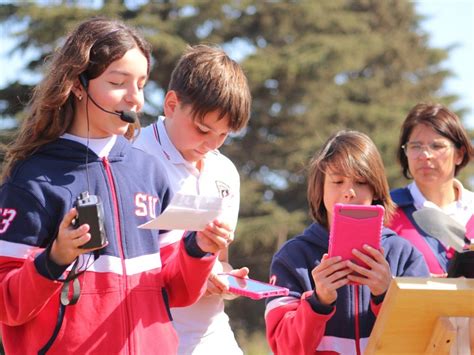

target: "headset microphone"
[79,73,137,124]
[88,99,137,124]
[119,111,138,124]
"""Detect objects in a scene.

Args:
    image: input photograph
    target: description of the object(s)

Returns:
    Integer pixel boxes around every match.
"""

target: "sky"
[414,0,474,129]
[0,1,473,128]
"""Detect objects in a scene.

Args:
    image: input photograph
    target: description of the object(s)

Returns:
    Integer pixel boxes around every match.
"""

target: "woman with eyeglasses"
[389,103,474,276]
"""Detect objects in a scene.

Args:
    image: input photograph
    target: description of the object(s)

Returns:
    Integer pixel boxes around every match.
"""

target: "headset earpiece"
[77,71,136,124]
[79,73,89,89]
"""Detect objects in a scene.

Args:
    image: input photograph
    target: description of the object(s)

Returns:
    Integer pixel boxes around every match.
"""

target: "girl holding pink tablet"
[265,130,429,355]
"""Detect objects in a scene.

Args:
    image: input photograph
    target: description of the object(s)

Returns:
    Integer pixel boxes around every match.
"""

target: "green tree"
[1,1,471,353]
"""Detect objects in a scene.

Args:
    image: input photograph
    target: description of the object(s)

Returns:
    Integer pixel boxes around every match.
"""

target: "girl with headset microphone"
[0,17,231,354]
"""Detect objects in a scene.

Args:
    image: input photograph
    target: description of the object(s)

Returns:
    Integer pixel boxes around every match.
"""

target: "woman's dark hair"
[397,103,473,179]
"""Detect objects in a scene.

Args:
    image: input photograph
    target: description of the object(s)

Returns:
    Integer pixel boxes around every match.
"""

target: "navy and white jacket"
[265,223,429,355]
[0,137,216,354]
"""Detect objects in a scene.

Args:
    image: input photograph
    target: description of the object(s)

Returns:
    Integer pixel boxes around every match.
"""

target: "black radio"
[73,191,107,249]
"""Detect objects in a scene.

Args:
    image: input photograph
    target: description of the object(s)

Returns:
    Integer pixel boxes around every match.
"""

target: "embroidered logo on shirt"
[135,193,160,218]
[216,181,231,198]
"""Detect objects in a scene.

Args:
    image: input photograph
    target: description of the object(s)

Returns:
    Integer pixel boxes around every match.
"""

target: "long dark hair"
[2,17,151,181]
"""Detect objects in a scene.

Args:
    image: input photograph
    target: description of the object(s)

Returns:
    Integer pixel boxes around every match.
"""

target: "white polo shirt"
[408,179,474,227]
[134,116,242,355]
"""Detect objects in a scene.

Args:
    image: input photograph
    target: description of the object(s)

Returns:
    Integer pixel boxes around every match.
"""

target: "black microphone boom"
[81,83,137,124]
[119,111,138,124]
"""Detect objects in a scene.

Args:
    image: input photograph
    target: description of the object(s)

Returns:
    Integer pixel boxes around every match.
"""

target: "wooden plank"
[424,317,455,354]
[365,277,474,354]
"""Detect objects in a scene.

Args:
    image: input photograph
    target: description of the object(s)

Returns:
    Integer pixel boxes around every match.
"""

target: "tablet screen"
[219,274,289,299]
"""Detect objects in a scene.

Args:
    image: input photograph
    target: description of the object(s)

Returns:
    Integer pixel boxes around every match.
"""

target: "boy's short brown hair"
[168,44,251,131]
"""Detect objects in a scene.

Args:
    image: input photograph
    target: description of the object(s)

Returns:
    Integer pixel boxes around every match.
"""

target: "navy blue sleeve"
[266,243,315,305]
[34,249,69,280]
[384,236,430,277]
[306,292,335,314]
[0,183,70,279]
[0,183,53,247]
[370,291,386,305]
[183,231,209,258]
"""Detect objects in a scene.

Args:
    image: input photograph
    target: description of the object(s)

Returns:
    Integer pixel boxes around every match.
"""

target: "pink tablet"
[328,203,384,268]
[218,273,290,300]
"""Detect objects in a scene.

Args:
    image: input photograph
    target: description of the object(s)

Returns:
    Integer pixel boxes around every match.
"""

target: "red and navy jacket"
[265,222,429,355]
[389,187,449,274]
[0,137,216,355]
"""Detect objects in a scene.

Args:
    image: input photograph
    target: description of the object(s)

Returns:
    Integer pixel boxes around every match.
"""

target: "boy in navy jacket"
[265,131,429,355]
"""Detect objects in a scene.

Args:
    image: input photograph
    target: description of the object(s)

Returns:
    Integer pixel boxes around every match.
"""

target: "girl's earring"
[78,95,83,101]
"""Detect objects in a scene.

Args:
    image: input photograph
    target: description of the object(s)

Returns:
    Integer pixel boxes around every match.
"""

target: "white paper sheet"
[138,193,228,231]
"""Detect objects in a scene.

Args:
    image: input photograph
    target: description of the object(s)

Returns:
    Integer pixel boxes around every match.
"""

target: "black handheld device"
[73,191,107,249]
[447,250,474,278]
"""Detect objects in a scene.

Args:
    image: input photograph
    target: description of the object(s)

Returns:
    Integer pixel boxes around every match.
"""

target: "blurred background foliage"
[0,1,472,354]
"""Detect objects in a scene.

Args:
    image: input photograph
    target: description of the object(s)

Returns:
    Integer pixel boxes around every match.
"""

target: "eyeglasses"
[401,141,454,158]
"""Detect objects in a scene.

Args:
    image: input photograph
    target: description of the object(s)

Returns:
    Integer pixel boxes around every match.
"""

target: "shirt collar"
[156,116,201,172]
[61,133,116,158]
[408,179,472,224]
[408,181,428,210]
